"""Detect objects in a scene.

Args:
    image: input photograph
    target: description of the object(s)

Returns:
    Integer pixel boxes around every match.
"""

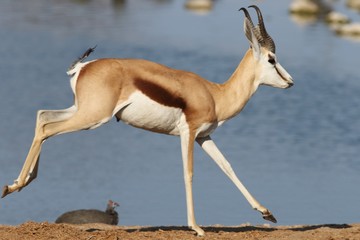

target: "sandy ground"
[0,222,359,240]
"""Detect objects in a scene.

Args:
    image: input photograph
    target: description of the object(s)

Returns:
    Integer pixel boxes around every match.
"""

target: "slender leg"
[2,106,112,197]
[179,129,205,236]
[196,135,277,223]
[24,106,78,185]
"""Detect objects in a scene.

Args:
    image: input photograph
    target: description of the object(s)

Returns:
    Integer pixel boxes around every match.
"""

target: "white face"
[257,50,294,89]
[241,6,294,89]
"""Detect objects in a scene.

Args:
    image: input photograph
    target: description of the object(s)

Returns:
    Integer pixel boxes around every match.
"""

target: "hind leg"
[2,106,113,197]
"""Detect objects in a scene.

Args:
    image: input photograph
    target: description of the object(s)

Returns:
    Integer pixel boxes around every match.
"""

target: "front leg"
[179,128,205,236]
[196,135,277,223]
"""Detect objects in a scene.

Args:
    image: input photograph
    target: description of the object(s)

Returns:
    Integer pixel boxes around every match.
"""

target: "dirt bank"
[0,221,359,240]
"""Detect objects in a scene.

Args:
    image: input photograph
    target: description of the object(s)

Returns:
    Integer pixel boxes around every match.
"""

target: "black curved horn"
[239,7,254,26]
[239,7,256,44]
[248,5,276,53]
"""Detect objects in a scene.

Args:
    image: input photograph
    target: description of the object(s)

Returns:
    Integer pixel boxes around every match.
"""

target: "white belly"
[115,91,183,135]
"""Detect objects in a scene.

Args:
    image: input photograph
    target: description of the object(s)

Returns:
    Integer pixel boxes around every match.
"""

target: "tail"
[67,46,97,75]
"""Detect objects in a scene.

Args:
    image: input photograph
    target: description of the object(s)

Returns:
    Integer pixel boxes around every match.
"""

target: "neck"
[214,50,259,122]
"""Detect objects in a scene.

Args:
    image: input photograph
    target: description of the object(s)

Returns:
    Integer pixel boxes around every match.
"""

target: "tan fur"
[73,50,257,131]
[3,14,293,236]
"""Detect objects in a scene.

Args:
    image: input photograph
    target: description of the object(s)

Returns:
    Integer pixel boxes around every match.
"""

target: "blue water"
[0,0,359,227]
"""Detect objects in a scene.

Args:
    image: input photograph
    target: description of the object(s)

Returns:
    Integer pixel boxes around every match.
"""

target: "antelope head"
[240,5,294,89]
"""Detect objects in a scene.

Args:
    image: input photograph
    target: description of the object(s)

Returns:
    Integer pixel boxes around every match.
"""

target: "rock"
[289,0,331,15]
[346,0,360,11]
[333,22,360,36]
[326,11,351,24]
[185,0,213,11]
[55,200,119,225]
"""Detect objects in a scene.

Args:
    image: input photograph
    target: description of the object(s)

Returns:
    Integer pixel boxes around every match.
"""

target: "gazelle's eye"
[268,57,276,65]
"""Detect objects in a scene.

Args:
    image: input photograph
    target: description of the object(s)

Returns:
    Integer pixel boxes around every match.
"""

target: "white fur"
[115,91,183,135]
[68,60,95,95]
[196,122,218,137]
[258,54,293,89]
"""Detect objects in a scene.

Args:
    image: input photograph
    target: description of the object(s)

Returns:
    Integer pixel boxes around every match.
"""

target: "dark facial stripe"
[275,65,287,81]
[134,78,187,109]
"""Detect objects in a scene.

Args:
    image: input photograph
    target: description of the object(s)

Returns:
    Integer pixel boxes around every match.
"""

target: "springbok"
[2,5,293,236]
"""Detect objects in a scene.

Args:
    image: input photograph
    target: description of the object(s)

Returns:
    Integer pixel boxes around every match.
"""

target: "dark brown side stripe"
[134,78,187,109]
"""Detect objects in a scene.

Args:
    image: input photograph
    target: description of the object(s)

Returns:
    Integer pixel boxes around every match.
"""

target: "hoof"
[262,210,277,223]
[2,185,10,198]
[190,225,205,237]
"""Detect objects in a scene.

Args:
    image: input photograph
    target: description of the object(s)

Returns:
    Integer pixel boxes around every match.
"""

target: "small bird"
[55,200,119,225]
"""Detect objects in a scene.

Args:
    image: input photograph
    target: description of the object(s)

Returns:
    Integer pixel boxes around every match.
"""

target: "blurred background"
[0,0,359,227]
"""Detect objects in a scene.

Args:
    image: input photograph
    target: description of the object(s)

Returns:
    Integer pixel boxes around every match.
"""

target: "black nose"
[287,82,294,88]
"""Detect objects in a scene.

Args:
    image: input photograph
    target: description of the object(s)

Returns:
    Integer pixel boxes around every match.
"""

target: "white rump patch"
[67,60,95,95]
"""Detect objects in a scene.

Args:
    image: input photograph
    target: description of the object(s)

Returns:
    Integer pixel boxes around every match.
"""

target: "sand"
[0,221,359,240]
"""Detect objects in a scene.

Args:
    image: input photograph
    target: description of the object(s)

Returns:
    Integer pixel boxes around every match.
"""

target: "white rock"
[334,22,360,36]
[346,0,360,11]
[185,0,213,10]
[289,0,320,14]
[326,11,350,24]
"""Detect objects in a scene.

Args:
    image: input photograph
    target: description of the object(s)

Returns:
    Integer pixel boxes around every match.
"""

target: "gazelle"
[2,5,293,236]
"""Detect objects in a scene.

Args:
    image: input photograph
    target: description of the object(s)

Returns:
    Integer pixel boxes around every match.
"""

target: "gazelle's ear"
[244,18,261,60]
[240,7,261,60]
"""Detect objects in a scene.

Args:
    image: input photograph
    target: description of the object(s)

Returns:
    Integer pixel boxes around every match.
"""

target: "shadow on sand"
[115,223,352,234]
